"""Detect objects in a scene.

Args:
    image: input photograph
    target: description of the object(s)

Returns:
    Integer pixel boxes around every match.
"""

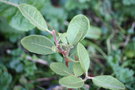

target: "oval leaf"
[18,4,48,31]
[77,43,90,73]
[0,2,34,31]
[21,35,54,55]
[59,75,84,88]
[67,14,89,45]
[86,26,101,39]
[92,75,125,90]
[73,63,84,76]
[50,62,72,76]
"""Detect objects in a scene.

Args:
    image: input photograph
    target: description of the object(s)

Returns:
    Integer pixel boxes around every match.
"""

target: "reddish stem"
[65,57,69,67]
[51,30,70,67]
[51,30,59,46]
[51,30,73,90]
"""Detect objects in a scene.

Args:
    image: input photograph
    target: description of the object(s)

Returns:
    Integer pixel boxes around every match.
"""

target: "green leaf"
[67,14,89,45]
[0,17,24,40]
[0,65,12,90]
[10,11,34,31]
[58,33,68,44]
[92,75,125,90]
[0,3,34,31]
[18,4,48,31]
[9,60,23,73]
[77,43,90,73]
[21,35,55,55]
[125,41,135,58]
[86,26,101,39]
[59,75,84,88]
[50,62,72,76]
[73,63,84,76]
[0,0,46,31]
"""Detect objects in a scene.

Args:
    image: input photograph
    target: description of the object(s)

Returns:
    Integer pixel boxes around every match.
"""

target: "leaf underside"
[21,35,54,55]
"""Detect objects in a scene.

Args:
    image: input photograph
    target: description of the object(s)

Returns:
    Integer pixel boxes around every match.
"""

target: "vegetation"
[0,0,135,90]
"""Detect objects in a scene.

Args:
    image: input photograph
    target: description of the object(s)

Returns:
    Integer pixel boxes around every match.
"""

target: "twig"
[26,56,48,66]
[86,76,94,79]
[83,75,94,81]
[30,77,56,83]
[106,33,114,55]
[51,30,71,67]
[123,35,130,46]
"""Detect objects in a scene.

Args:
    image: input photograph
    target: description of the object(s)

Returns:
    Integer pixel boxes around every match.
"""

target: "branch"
[51,30,70,66]
[26,56,48,66]
[29,77,56,83]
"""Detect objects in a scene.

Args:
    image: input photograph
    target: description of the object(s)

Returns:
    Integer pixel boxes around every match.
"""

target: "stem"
[0,0,18,7]
[65,57,69,67]
[68,89,73,90]
[51,30,72,90]
[84,76,94,81]
[51,30,70,66]
[26,56,48,66]
[106,33,114,55]
[86,76,94,79]
[30,77,56,83]
[123,35,130,46]
[83,72,94,81]
[51,30,59,46]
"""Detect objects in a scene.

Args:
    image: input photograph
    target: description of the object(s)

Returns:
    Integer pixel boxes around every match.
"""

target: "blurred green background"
[0,0,135,90]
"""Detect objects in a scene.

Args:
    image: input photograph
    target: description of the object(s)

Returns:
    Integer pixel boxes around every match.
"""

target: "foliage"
[0,0,134,90]
[16,2,125,89]
[21,35,55,55]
